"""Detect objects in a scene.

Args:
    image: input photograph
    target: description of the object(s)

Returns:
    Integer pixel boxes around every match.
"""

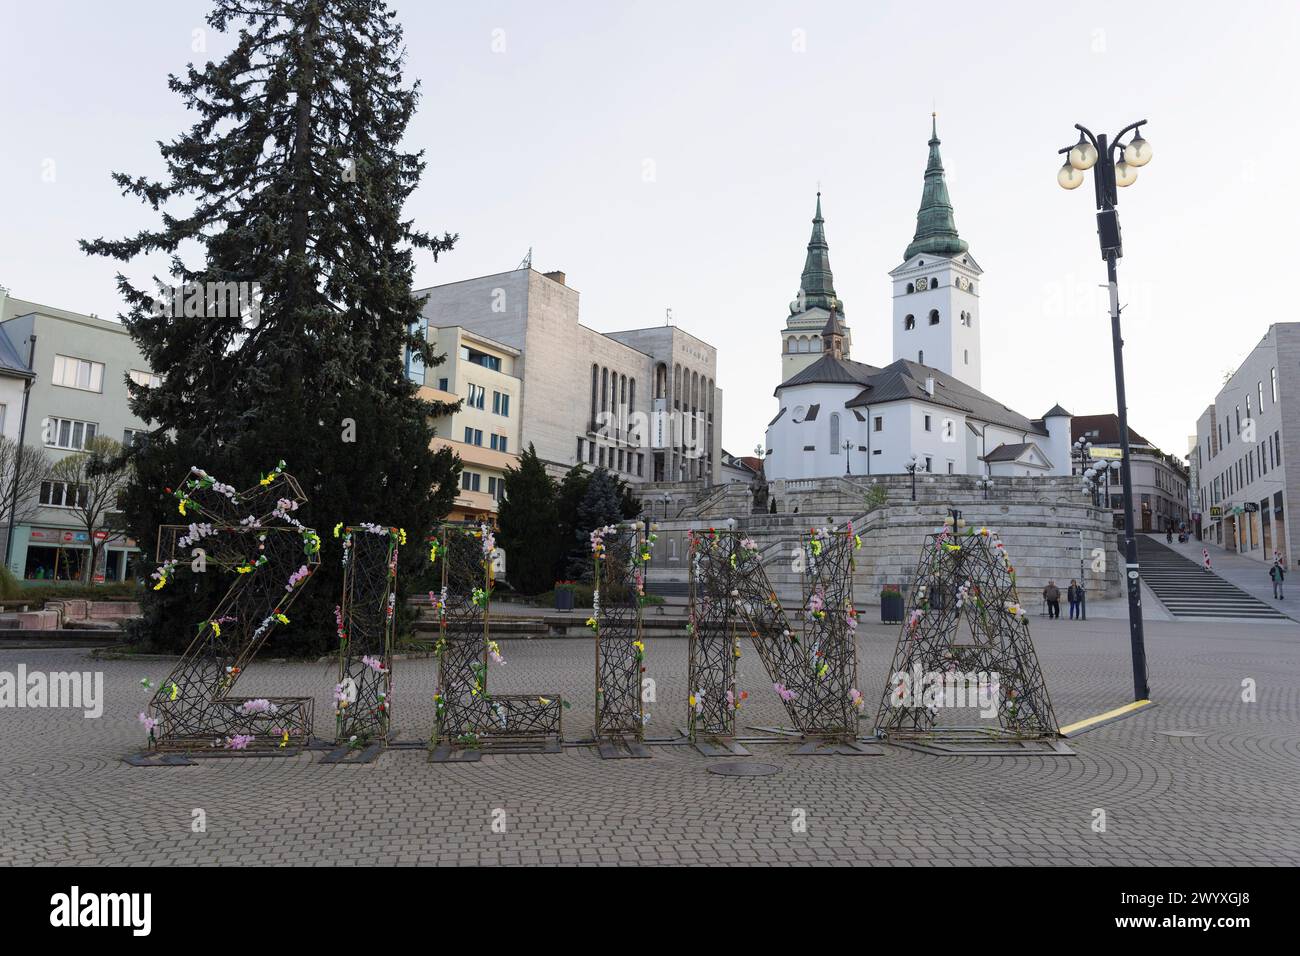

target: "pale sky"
[3,0,1298,461]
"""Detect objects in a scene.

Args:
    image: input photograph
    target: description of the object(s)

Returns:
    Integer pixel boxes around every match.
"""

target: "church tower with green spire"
[889,116,983,390]
[781,193,852,381]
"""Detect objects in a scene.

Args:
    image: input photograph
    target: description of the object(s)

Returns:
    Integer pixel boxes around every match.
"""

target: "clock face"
[915,277,928,291]
[957,276,970,291]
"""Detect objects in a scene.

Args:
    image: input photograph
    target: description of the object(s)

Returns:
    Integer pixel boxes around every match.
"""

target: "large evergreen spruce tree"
[496,444,558,595]
[81,0,459,654]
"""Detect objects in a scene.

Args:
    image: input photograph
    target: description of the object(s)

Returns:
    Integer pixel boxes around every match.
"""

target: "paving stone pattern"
[1,616,1298,865]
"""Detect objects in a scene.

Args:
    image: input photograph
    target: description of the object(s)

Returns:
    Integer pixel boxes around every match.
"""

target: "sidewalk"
[1143,532,1300,623]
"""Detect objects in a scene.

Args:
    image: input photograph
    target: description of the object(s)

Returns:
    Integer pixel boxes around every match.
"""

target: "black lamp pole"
[1058,119,1151,702]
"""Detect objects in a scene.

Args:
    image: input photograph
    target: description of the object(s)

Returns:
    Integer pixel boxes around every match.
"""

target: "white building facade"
[765,120,1072,481]
[1192,323,1298,565]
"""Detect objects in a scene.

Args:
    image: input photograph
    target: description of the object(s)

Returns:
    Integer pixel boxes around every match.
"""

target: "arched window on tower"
[929,309,940,326]
[797,336,809,353]
[904,314,915,331]
[906,282,914,294]
[964,349,969,365]
[786,337,796,353]
[811,335,821,352]
[829,413,841,454]
[918,350,924,363]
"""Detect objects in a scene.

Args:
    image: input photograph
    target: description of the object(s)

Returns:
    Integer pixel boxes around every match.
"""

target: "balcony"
[432,436,519,471]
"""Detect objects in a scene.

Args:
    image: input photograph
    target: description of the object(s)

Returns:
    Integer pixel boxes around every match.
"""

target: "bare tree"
[49,436,131,584]
[0,436,51,541]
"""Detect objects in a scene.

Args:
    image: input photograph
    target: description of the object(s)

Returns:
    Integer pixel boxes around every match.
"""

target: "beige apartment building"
[407,322,521,522]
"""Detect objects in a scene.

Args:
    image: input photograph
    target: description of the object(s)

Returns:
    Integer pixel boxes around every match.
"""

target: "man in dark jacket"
[1043,581,1061,619]
[1067,579,1083,619]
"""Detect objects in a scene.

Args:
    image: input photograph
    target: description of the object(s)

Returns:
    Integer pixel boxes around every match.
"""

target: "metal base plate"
[124,752,196,767]
[693,737,752,757]
[319,742,385,764]
[597,737,652,759]
[707,761,781,777]
[793,739,885,756]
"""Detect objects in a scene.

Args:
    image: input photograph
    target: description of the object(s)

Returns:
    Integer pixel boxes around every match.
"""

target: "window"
[918,350,924,363]
[459,345,501,371]
[460,471,481,492]
[129,369,161,388]
[490,434,508,453]
[924,456,932,472]
[577,438,585,462]
[405,318,427,385]
[964,349,969,364]
[1271,367,1278,403]
[904,314,915,331]
[929,310,940,326]
[123,428,147,449]
[873,416,883,432]
[40,480,88,508]
[53,355,105,392]
[487,476,503,501]
[1258,382,1264,414]
[829,413,841,453]
[467,383,486,409]
[636,453,644,477]
[437,377,449,391]
[463,427,482,446]
[906,282,914,294]
[45,417,98,450]
[588,442,595,464]
[924,415,932,432]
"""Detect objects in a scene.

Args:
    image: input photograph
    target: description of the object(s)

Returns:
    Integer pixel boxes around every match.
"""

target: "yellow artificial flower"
[688,693,697,708]
[274,613,289,624]
[539,697,551,705]
[211,620,221,637]
[333,523,343,538]
[178,499,187,516]
[153,578,166,591]
[280,731,290,749]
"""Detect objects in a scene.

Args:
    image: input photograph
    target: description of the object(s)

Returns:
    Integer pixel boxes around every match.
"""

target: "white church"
[765,118,1073,481]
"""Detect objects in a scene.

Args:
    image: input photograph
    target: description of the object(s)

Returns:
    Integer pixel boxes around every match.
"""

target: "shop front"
[19,527,139,583]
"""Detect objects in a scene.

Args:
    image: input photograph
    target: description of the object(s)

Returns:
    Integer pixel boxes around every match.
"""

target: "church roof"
[981,442,1037,462]
[793,193,843,316]
[903,116,969,261]
[774,352,881,392]
[838,359,1049,436]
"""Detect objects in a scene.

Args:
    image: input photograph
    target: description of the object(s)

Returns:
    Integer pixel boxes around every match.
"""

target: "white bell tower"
[889,116,982,390]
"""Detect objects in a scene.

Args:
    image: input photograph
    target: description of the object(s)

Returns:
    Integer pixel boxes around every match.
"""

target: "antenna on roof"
[665,307,672,326]
[517,247,532,271]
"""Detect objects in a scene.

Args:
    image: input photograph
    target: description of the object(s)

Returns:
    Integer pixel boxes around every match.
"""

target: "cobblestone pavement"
[1,616,1298,866]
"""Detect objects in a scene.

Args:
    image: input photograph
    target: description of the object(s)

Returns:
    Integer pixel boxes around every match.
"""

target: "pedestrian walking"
[1067,579,1083,620]
[1043,580,1061,619]
[1270,561,1285,600]
[1203,548,1212,572]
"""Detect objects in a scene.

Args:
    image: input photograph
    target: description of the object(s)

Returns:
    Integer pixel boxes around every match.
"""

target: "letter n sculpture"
[145,462,320,751]
[687,527,865,753]
[874,524,1064,752]
[428,524,562,760]
[590,523,651,758]
[332,525,402,746]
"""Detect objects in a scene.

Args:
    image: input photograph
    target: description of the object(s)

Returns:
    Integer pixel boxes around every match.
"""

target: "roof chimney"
[543,270,566,286]
[925,374,935,396]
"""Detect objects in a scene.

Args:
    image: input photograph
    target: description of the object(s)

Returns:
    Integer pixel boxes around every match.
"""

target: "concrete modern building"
[415,268,722,487]
[1071,414,1189,533]
[765,121,1073,482]
[0,289,152,581]
[1192,324,1298,564]
[406,321,521,522]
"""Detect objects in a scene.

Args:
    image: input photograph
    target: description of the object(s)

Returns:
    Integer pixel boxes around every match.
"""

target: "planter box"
[880,592,904,624]
[554,589,575,612]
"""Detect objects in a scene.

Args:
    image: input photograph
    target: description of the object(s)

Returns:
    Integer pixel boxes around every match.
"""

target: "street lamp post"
[976,475,994,500]
[905,453,920,501]
[1057,118,1153,702]
[842,439,854,475]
